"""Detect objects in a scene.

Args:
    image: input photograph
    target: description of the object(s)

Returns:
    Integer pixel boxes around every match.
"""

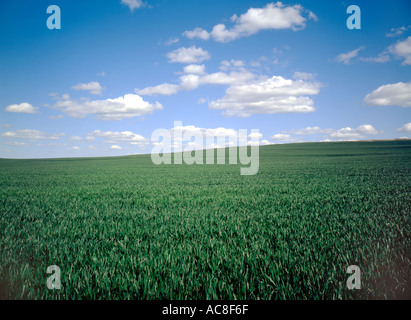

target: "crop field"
[0,140,410,300]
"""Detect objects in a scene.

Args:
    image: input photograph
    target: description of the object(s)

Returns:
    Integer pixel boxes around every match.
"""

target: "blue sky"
[1,0,410,158]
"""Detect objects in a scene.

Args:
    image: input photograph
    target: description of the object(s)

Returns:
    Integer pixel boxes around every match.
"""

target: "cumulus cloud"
[335,46,364,65]
[88,130,148,145]
[110,145,122,150]
[5,102,38,114]
[183,28,210,40]
[364,81,411,107]
[209,75,321,117]
[71,81,104,95]
[136,65,255,96]
[275,124,379,142]
[50,93,162,120]
[397,122,411,133]
[121,0,145,11]
[167,46,210,64]
[1,129,64,140]
[183,2,315,42]
[388,36,411,65]
[183,64,205,75]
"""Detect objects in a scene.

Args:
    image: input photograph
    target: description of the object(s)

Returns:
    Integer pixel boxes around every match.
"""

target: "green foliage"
[0,141,410,299]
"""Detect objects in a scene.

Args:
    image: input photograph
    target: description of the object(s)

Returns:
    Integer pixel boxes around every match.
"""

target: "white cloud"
[167,46,210,64]
[364,81,411,107]
[386,26,410,38]
[277,124,379,141]
[359,54,391,63]
[136,65,255,96]
[69,136,82,141]
[110,145,122,150]
[184,2,314,42]
[69,146,80,151]
[165,37,180,45]
[50,93,162,120]
[335,46,364,65]
[270,133,300,142]
[219,59,245,71]
[397,123,411,133]
[5,102,38,114]
[388,36,411,65]
[97,71,105,77]
[183,64,205,75]
[71,81,104,95]
[136,83,180,96]
[88,130,148,145]
[183,28,210,40]
[6,142,27,146]
[153,124,267,151]
[209,75,321,117]
[121,0,145,12]
[1,129,64,140]
[293,72,316,80]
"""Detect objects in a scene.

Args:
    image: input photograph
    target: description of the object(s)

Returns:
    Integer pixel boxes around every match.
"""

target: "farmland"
[0,140,410,299]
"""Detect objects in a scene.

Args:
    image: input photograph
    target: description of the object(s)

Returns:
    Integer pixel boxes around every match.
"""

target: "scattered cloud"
[335,46,364,65]
[183,28,210,40]
[388,36,411,65]
[136,63,255,96]
[97,71,105,77]
[209,75,321,117]
[136,83,181,96]
[386,26,410,38]
[274,124,379,142]
[1,129,64,140]
[183,64,205,75]
[152,124,268,151]
[5,102,39,114]
[359,53,391,63]
[69,136,82,141]
[50,93,162,120]
[183,2,316,42]
[110,145,122,150]
[88,130,148,145]
[165,37,180,45]
[397,122,411,133]
[121,0,145,12]
[167,46,210,64]
[6,142,27,146]
[293,72,316,80]
[71,81,104,95]
[364,81,411,107]
[270,133,301,143]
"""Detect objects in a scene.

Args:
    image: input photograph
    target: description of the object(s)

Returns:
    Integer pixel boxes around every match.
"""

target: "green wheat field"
[0,140,410,300]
